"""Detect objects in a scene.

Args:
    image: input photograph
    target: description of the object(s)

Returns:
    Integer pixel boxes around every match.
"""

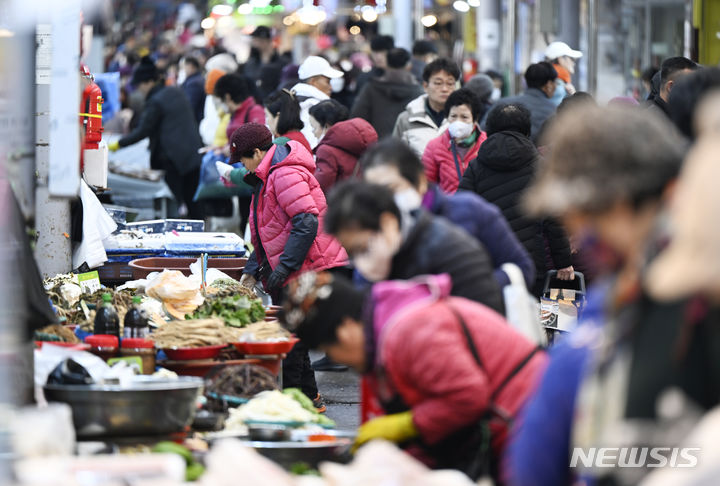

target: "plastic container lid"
[132,295,141,305]
[102,293,112,303]
[85,334,119,347]
[121,338,155,349]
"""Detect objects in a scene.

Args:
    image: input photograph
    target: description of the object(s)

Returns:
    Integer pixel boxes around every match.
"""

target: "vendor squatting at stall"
[282,271,547,481]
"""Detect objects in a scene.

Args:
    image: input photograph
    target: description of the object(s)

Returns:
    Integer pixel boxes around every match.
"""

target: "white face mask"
[352,230,402,282]
[491,87,501,102]
[393,188,422,213]
[220,102,230,114]
[448,120,475,140]
[330,77,345,93]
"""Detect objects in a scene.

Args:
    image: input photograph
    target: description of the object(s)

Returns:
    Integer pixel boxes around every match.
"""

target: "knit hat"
[205,69,225,95]
[229,123,273,164]
[465,74,495,102]
[131,56,158,86]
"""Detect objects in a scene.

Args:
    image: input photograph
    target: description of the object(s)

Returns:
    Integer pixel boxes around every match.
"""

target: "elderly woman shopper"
[422,88,487,193]
[218,123,348,410]
[505,105,720,486]
[263,89,312,154]
[283,271,546,481]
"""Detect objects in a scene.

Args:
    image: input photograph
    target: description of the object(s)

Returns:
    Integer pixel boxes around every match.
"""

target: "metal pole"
[507,0,517,94]
[414,0,425,42]
[587,0,598,96]
[393,0,413,49]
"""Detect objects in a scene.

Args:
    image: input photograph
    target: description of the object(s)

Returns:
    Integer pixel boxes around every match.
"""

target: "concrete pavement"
[311,351,361,431]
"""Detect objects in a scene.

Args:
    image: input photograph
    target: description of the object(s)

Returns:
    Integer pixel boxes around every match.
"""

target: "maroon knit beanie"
[229,123,273,164]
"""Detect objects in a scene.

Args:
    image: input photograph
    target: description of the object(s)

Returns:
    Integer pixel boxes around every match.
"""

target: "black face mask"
[249,47,262,61]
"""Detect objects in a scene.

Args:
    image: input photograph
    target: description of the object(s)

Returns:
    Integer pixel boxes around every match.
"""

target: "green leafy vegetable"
[283,388,336,427]
[186,294,266,327]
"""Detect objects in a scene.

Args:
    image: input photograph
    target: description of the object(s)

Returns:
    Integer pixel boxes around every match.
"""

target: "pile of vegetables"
[187,294,265,328]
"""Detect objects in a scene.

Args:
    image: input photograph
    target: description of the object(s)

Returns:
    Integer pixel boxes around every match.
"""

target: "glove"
[239,273,257,289]
[353,411,418,452]
[215,161,234,182]
[266,263,291,291]
[107,140,120,152]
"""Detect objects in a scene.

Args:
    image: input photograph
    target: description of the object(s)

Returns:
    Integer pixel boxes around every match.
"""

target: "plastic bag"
[145,270,205,319]
[194,151,253,201]
[501,263,547,346]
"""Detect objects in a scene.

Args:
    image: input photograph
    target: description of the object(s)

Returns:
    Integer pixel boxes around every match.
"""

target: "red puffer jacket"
[314,118,378,193]
[250,141,348,277]
[422,129,487,194]
[226,97,266,141]
[369,274,546,458]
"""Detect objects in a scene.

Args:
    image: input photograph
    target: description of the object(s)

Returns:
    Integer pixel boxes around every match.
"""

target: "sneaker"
[311,355,349,372]
[313,394,327,413]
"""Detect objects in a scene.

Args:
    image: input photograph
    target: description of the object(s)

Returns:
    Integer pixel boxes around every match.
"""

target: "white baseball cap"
[298,56,344,80]
[545,41,583,60]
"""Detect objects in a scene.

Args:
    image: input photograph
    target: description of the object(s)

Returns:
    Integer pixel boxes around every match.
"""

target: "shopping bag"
[502,263,547,346]
[193,151,252,201]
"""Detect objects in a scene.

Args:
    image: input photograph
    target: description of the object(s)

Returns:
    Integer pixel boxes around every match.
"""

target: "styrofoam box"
[163,231,244,252]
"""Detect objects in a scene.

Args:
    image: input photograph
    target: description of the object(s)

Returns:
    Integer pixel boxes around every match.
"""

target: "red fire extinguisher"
[79,64,104,171]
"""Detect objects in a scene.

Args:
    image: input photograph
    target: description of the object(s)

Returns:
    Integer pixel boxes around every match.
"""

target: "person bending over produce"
[324,181,504,313]
[282,271,547,482]
[217,123,348,411]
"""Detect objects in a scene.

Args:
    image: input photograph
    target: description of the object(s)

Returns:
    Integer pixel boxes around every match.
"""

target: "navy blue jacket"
[182,72,206,124]
[422,184,535,288]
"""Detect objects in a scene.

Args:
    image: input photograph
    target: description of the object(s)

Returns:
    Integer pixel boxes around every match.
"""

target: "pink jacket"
[422,129,487,194]
[369,274,546,456]
[314,118,378,193]
[226,97,266,141]
[249,141,348,277]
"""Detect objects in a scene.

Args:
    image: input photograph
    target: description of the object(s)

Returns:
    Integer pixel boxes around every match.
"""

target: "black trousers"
[153,153,203,220]
[282,340,317,399]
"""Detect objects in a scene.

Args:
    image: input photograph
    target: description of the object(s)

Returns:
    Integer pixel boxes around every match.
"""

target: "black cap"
[131,56,158,86]
[251,26,272,39]
[370,35,395,52]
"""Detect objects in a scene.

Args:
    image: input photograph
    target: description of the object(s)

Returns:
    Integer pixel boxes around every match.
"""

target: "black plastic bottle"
[94,293,120,338]
[123,296,149,338]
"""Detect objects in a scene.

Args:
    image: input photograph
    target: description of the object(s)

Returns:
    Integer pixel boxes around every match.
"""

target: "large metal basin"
[43,377,204,438]
[244,438,353,469]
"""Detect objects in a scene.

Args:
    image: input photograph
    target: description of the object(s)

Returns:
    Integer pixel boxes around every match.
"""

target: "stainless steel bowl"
[43,377,204,438]
[244,438,352,469]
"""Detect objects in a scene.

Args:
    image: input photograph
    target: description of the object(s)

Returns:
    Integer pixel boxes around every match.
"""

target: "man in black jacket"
[181,56,205,124]
[351,48,424,138]
[325,181,504,314]
[109,57,203,218]
[645,56,697,120]
[459,103,573,296]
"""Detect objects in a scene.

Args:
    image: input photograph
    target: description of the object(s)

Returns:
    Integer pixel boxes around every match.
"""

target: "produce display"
[206,279,256,299]
[151,318,231,348]
[205,364,279,404]
[224,389,335,430]
[232,321,291,343]
[187,294,265,328]
[34,324,81,344]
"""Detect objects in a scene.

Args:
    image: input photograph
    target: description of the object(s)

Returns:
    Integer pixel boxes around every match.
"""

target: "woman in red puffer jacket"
[314,117,379,194]
[422,88,487,194]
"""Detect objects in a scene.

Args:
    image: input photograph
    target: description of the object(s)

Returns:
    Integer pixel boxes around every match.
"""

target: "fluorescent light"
[237,3,253,14]
[421,14,437,27]
[200,17,216,29]
[212,4,234,16]
[468,0,480,6]
[453,0,470,12]
[361,8,378,22]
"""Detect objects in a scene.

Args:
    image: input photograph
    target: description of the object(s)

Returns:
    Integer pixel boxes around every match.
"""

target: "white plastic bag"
[501,263,547,346]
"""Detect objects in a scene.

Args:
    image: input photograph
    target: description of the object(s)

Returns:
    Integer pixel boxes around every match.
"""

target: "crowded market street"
[1,0,720,485]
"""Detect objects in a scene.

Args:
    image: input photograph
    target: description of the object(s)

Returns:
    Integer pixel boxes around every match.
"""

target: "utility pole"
[34,1,81,278]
